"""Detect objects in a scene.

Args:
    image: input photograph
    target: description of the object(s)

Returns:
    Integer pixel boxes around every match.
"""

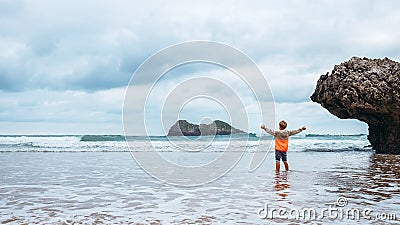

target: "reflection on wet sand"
[362,154,400,200]
[273,172,291,201]
[323,154,400,204]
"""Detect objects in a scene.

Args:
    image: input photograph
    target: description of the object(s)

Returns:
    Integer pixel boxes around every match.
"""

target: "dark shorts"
[275,150,287,162]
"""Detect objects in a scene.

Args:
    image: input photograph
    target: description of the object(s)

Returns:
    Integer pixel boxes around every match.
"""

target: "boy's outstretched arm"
[289,126,307,136]
[260,124,277,136]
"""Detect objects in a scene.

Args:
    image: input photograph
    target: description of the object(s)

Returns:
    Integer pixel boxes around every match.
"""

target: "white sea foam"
[0,134,371,153]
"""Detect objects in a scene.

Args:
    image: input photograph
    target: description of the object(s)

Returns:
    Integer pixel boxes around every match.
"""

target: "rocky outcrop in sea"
[167,120,246,136]
[311,57,400,154]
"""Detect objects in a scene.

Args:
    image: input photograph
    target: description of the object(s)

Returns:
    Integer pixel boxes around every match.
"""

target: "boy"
[261,120,306,171]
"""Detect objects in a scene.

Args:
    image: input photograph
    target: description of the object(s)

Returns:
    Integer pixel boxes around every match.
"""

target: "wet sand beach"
[0,151,399,224]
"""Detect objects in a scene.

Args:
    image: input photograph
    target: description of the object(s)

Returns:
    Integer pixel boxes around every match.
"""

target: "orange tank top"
[275,139,289,152]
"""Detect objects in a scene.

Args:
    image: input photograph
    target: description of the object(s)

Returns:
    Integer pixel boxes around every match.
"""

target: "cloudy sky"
[1,0,399,135]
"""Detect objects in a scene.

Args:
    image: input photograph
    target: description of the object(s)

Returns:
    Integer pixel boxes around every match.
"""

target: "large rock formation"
[167,120,246,136]
[311,57,400,154]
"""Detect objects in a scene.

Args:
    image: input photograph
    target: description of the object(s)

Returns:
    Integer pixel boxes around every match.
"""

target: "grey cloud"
[0,88,124,123]
[28,36,58,57]
[1,0,393,134]
[0,0,24,17]
[1,0,400,96]
[0,63,28,92]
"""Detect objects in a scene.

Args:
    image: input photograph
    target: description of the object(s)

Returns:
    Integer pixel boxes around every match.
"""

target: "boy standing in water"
[261,121,306,171]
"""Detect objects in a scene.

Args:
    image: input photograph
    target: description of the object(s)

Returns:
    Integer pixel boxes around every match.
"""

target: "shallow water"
[0,151,399,224]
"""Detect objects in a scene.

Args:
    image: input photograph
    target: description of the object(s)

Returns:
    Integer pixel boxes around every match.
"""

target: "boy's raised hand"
[260,124,266,129]
[301,126,307,130]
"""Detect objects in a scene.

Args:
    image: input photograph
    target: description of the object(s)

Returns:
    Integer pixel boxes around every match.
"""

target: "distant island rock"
[311,57,400,154]
[167,120,247,136]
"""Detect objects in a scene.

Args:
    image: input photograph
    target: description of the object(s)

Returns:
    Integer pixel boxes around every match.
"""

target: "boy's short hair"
[279,120,287,129]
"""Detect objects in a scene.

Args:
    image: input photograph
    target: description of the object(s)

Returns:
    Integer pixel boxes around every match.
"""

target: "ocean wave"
[80,135,126,142]
[0,134,372,153]
[303,147,373,152]
[305,134,366,137]
[80,134,259,142]
[0,149,131,153]
[0,148,374,153]
[0,142,41,148]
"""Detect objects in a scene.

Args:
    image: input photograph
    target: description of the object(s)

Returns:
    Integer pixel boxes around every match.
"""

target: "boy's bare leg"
[275,161,280,171]
[283,162,289,171]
